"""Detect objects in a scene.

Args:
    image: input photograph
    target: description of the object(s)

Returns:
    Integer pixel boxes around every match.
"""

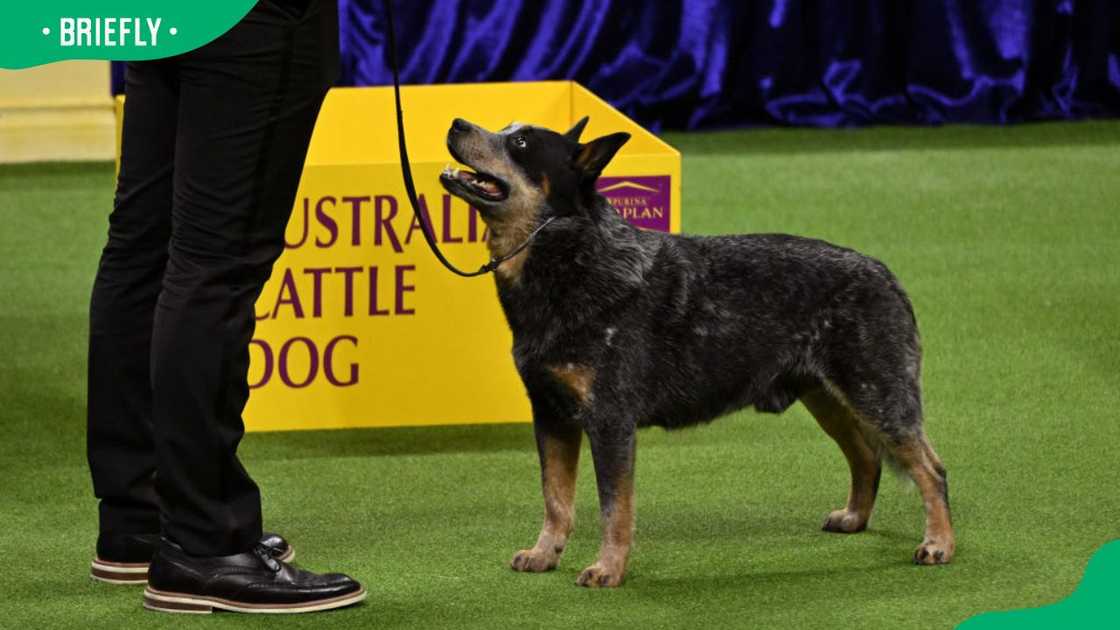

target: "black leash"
[382,0,554,277]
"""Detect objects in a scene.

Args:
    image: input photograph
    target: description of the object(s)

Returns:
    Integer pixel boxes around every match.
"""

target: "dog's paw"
[913,539,955,565]
[576,562,624,588]
[822,509,868,533]
[510,548,558,573]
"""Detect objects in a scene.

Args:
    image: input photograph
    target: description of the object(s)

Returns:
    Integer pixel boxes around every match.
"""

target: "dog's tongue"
[458,170,499,195]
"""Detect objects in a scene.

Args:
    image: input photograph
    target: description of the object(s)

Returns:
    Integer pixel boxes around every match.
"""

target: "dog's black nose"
[451,118,470,134]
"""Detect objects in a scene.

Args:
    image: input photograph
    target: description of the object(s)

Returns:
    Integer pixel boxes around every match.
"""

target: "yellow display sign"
[117,81,681,431]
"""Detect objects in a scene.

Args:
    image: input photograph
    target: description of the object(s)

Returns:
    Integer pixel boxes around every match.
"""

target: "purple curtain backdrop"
[112,0,1120,130]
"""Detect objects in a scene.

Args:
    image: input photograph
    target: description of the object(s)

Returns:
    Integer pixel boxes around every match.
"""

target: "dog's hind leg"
[836,372,954,564]
[827,377,955,564]
[576,424,636,588]
[801,388,882,533]
[886,431,955,565]
[511,422,582,573]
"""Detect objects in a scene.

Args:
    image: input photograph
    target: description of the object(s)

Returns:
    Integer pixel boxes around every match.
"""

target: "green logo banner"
[0,1,257,69]
[959,540,1120,629]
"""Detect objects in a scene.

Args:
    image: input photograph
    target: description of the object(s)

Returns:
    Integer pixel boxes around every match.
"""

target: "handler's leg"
[87,60,176,574]
[144,1,362,615]
[150,1,337,557]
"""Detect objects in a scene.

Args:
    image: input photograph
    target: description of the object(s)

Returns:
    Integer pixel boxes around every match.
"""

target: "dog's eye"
[512,135,527,149]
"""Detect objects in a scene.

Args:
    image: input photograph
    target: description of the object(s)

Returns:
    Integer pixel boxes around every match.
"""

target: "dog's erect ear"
[573,132,630,181]
[563,116,590,142]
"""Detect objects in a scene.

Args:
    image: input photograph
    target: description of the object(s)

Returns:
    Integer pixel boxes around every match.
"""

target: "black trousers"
[87,0,338,556]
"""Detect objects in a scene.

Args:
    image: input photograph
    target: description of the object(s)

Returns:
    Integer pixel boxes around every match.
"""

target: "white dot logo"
[41,27,50,35]
[169,27,178,36]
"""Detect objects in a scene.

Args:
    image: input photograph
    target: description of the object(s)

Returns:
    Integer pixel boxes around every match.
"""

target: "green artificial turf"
[1,122,1118,629]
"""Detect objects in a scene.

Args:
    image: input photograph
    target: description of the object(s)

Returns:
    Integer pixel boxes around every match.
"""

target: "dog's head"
[439,116,630,230]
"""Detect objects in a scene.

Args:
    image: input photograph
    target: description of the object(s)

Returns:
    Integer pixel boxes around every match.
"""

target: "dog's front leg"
[577,425,635,588]
[511,421,582,573]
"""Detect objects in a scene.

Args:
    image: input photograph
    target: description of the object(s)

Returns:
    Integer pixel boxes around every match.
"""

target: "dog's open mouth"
[441,164,508,202]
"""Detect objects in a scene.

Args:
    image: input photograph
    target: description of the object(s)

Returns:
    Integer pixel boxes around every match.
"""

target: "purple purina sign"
[597,176,671,232]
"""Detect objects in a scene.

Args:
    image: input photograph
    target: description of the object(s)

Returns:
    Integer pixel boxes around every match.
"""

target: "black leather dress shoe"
[91,532,293,584]
[143,540,365,614]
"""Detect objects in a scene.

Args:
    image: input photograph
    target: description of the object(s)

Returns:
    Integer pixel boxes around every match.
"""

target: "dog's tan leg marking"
[511,429,581,573]
[892,434,955,565]
[547,363,595,405]
[577,472,633,588]
[802,389,880,533]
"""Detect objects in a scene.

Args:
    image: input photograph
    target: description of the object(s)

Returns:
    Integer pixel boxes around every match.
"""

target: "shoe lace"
[253,543,282,572]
